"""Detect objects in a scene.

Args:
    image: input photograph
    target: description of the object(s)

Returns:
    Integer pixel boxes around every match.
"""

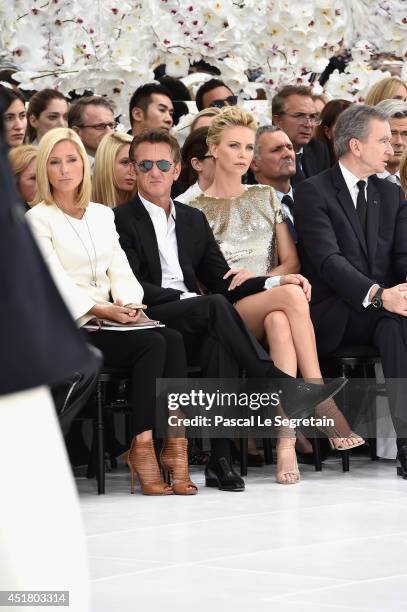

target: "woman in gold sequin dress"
[189,107,364,484]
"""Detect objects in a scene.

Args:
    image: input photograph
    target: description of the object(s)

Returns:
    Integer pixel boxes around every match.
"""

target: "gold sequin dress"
[190,184,285,274]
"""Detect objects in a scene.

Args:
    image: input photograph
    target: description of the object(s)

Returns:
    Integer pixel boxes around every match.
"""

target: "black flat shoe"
[297,438,331,465]
[205,457,245,491]
[281,378,347,420]
[397,445,407,479]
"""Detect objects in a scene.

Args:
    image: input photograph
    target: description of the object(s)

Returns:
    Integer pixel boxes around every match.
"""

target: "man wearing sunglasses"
[114,128,346,492]
[195,78,238,111]
[272,85,330,187]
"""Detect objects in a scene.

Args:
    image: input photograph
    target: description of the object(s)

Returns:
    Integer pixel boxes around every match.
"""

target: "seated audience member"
[26,127,197,496]
[314,99,352,166]
[294,104,407,479]
[375,99,407,186]
[195,78,237,111]
[68,96,116,168]
[27,89,68,143]
[250,125,297,240]
[189,107,222,133]
[365,76,407,106]
[177,127,215,203]
[272,85,330,186]
[8,144,38,209]
[129,83,174,136]
[114,127,347,490]
[92,132,136,207]
[0,85,27,148]
[189,107,363,482]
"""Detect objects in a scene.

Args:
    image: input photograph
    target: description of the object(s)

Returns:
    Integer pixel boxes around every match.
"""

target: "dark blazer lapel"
[132,195,162,285]
[332,163,368,259]
[366,178,380,265]
[174,202,197,290]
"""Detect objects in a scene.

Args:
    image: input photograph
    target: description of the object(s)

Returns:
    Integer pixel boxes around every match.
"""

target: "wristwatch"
[371,287,384,309]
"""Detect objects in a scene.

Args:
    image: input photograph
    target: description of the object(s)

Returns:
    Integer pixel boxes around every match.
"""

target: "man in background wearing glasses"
[272,85,330,187]
[195,78,238,111]
[68,96,117,168]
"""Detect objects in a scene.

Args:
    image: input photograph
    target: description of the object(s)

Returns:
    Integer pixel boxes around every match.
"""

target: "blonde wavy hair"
[8,144,37,177]
[206,106,257,147]
[35,127,91,209]
[364,77,407,106]
[92,132,134,208]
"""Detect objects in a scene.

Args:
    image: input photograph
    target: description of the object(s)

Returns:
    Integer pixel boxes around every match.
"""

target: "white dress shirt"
[338,162,375,306]
[26,201,144,326]
[139,194,197,298]
[377,169,401,186]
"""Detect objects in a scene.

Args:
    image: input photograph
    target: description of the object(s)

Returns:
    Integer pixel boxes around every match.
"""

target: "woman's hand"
[280,274,312,301]
[224,268,257,291]
[90,300,144,324]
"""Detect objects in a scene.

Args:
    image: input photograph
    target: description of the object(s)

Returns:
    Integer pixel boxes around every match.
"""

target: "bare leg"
[235,286,364,448]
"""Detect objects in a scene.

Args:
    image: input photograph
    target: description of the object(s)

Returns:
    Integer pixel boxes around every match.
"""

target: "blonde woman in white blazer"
[27,128,197,496]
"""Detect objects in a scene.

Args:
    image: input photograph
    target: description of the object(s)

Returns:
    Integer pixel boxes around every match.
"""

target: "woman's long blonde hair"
[34,127,91,209]
[92,132,134,208]
[364,77,407,106]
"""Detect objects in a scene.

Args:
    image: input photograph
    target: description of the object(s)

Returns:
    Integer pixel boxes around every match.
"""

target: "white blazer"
[26,201,144,327]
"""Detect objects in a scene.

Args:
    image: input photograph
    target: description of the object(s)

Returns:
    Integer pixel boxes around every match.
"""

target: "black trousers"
[340,308,407,448]
[86,327,187,436]
[148,294,285,380]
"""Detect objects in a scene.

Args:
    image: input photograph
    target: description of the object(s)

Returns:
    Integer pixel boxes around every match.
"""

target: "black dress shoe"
[231,445,265,467]
[280,378,347,420]
[205,457,245,491]
[397,446,407,479]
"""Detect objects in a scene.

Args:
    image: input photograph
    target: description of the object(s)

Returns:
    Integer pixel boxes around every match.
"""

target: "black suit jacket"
[292,138,330,187]
[294,162,407,354]
[114,194,267,306]
[0,127,94,395]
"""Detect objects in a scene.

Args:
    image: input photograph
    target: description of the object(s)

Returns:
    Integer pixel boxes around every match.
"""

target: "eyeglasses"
[279,112,321,126]
[209,96,238,109]
[78,121,118,131]
[134,159,173,173]
[200,154,214,160]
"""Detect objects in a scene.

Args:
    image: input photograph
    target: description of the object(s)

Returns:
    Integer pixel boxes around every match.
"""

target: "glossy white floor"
[77,455,407,612]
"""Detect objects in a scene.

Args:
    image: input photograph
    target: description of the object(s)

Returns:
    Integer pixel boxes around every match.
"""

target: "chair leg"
[341,450,350,472]
[240,438,248,476]
[263,438,274,464]
[313,436,322,471]
[96,380,105,495]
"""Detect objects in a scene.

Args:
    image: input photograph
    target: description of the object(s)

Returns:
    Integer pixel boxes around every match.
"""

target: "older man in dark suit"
[272,85,330,187]
[295,104,407,478]
[115,128,345,490]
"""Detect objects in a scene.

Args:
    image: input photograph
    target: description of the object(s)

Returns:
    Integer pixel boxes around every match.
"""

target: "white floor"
[77,456,407,612]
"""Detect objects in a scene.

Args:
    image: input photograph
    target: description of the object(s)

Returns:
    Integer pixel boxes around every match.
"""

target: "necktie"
[295,152,307,183]
[281,194,294,211]
[356,179,367,236]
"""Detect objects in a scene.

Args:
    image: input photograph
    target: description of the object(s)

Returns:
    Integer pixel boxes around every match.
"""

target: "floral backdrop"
[1,0,406,122]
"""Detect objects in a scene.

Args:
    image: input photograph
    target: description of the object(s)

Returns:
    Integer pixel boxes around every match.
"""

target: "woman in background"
[8,144,38,209]
[0,84,27,148]
[177,127,215,204]
[365,76,407,106]
[92,132,136,207]
[190,107,364,484]
[26,88,68,143]
[27,128,197,496]
[314,99,352,166]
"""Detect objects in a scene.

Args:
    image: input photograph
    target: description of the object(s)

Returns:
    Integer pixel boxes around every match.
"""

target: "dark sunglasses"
[209,95,238,108]
[134,159,173,173]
